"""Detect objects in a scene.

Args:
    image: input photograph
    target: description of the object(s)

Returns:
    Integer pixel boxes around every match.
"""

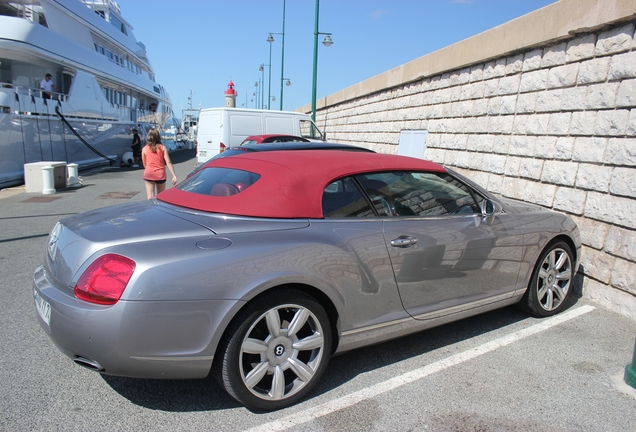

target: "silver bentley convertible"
[33,149,580,410]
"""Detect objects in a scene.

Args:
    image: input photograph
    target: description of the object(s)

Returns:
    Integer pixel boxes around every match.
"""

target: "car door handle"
[390,236,418,248]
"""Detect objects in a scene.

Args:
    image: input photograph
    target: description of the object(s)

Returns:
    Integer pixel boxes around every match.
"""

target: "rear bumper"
[33,265,240,379]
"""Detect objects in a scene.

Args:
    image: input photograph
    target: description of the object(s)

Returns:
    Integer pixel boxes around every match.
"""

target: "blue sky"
[115,0,556,116]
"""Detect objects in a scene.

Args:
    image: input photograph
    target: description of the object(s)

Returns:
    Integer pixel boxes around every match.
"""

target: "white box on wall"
[398,130,428,159]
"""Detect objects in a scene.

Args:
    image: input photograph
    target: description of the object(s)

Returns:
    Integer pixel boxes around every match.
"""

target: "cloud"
[369,10,389,19]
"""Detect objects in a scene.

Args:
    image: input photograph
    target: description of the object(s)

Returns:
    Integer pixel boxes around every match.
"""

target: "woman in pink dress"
[141,128,177,198]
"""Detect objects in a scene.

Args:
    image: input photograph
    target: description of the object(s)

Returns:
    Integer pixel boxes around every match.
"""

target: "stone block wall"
[315,21,636,319]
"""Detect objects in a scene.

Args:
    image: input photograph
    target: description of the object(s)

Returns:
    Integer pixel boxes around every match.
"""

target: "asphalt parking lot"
[1,148,635,431]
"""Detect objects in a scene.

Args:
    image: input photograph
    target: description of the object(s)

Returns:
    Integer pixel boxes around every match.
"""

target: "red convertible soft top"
[158,150,447,218]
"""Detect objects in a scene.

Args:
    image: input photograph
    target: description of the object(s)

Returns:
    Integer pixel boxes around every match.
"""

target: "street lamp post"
[279,0,286,110]
[311,0,333,121]
[259,64,266,109]
[266,34,276,110]
[254,82,259,109]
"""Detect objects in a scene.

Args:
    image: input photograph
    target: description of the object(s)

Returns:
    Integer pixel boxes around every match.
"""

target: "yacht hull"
[0,0,172,188]
[0,112,130,188]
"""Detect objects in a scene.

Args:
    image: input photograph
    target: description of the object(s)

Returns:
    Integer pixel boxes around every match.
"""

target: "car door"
[316,177,408,330]
[355,171,524,320]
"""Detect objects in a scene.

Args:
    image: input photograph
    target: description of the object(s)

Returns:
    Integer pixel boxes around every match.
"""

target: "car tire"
[213,289,332,411]
[519,240,574,317]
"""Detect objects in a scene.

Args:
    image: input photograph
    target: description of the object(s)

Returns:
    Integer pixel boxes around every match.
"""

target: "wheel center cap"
[267,337,292,365]
[547,271,556,284]
[274,344,286,357]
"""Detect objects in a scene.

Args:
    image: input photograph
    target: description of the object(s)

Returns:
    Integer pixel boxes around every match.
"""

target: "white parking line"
[247,305,595,432]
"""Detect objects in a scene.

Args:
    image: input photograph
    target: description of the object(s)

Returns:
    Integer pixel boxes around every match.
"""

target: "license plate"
[34,290,51,325]
[199,150,207,157]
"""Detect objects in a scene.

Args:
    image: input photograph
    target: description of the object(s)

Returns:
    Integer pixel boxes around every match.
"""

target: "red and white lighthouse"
[224,81,237,108]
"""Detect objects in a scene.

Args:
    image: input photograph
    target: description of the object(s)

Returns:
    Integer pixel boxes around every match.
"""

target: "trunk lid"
[45,200,213,289]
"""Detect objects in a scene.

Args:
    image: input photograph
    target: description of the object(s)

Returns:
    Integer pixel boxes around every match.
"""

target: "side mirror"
[481,199,502,217]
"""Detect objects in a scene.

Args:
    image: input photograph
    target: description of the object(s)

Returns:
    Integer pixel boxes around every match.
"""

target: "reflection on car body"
[33,150,580,411]
[239,133,310,146]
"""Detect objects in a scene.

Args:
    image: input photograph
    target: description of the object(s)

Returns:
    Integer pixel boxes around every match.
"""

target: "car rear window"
[177,167,261,196]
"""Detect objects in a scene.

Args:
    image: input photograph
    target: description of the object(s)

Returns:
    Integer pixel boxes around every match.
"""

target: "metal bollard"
[67,163,81,187]
[41,166,56,195]
[625,337,636,389]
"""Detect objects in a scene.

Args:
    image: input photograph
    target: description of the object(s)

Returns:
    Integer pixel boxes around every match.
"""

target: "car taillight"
[74,254,136,305]
[220,142,226,153]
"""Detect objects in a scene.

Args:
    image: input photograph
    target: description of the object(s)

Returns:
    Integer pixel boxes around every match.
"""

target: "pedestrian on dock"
[142,128,177,199]
[39,73,57,99]
[131,128,142,167]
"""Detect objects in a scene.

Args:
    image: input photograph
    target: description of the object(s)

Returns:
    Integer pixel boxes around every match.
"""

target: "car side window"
[322,177,375,218]
[299,120,323,140]
[355,172,482,217]
[178,167,260,196]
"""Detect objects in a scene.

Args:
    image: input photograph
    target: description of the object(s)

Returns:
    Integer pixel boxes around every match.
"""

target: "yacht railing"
[3,83,156,124]
[102,103,134,122]
[0,2,46,24]
[82,0,122,15]
[0,83,68,102]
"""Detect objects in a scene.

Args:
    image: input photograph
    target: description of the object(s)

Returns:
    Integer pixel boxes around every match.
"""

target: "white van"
[195,108,325,164]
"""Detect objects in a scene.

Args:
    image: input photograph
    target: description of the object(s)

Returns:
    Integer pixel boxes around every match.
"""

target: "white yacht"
[177,107,199,148]
[0,0,172,188]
